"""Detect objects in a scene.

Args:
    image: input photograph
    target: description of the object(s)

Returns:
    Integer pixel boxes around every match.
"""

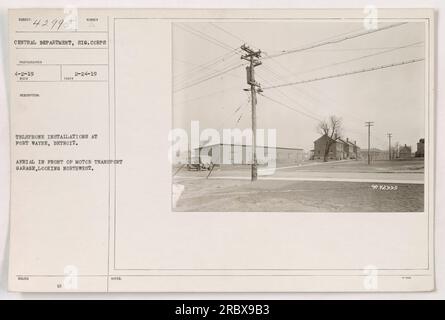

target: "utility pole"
[387,133,392,160]
[365,122,374,165]
[241,44,262,181]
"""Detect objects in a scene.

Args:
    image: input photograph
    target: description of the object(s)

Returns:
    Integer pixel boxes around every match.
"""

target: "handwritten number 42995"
[32,18,65,31]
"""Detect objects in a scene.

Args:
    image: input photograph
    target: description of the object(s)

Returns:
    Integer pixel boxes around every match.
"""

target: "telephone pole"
[387,133,392,160]
[365,122,374,165]
[241,44,262,181]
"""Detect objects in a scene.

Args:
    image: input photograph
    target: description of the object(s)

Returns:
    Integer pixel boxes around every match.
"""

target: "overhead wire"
[209,22,247,44]
[173,55,243,89]
[174,85,241,105]
[174,23,235,51]
[173,49,240,80]
[174,63,245,92]
[174,21,421,150]
[282,41,424,78]
[262,58,424,90]
[259,92,323,122]
[264,22,408,60]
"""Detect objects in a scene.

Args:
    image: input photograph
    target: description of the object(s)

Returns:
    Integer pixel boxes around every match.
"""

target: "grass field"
[173,159,425,212]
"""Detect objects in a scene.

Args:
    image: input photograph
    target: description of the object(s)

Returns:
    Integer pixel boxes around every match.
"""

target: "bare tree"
[317,115,343,162]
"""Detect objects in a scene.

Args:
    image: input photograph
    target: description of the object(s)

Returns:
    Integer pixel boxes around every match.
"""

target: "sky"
[172,20,426,152]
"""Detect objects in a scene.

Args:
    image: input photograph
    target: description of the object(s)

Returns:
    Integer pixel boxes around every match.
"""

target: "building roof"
[314,134,336,144]
[338,138,353,146]
[314,134,359,147]
[196,143,303,151]
[400,145,412,151]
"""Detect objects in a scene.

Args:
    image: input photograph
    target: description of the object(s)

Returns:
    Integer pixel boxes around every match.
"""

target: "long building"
[195,143,304,166]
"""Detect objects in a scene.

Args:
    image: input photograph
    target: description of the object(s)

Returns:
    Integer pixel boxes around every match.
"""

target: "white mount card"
[8,8,435,292]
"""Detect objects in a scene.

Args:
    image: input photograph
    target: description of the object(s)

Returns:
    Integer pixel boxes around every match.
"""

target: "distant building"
[415,138,425,157]
[339,137,360,160]
[365,148,388,161]
[309,149,315,160]
[195,143,304,166]
[313,134,360,160]
[313,134,343,160]
[399,144,412,159]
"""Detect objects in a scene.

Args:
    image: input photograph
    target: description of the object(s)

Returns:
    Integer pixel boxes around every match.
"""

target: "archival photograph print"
[171,20,426,212]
